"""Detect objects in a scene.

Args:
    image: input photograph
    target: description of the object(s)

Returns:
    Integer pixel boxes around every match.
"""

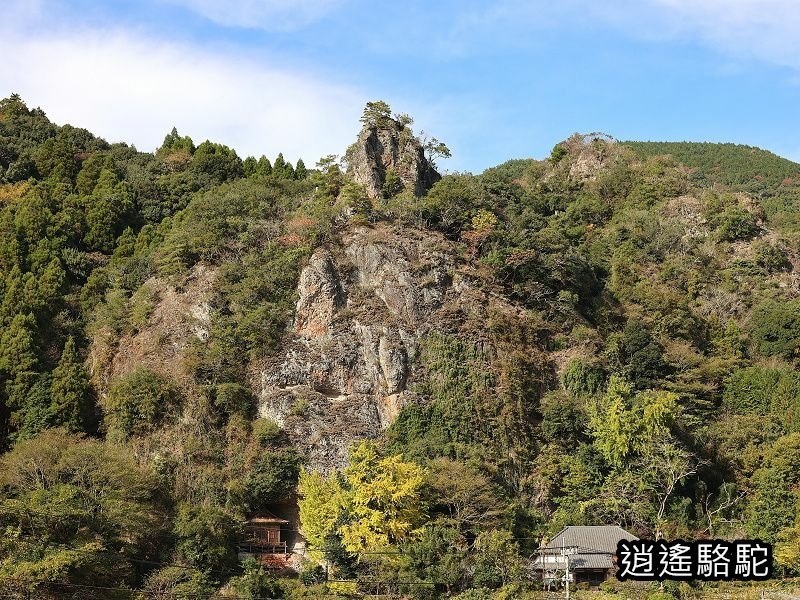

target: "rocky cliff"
[257,224,521,472]
[347,119,441,199]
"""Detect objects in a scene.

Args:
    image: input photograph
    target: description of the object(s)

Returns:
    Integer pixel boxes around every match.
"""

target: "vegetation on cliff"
[2,95,800,598]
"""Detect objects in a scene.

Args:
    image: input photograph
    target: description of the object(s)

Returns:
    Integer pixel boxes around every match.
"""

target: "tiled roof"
[538,526,638,571]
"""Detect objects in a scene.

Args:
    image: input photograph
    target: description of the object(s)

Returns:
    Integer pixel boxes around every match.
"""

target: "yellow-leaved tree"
[297,441,427,561]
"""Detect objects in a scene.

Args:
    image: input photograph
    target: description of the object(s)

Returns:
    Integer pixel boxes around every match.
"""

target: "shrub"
[104,367,180,440]
[213,382,255,419]
[754,241,791,273]
[244,448,302,509]
[562,358,606,397]
[175,503,241,576]
[253,418,283,446]
[715,206,758,241]
[723,365,800,428]
[749,299,800,359]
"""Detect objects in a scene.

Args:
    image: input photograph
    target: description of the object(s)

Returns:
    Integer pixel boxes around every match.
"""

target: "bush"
[228,558,285,598]
[174,503,241,576]
[213,382,255,419]
[104,367,180,440]
[253,418,284,446]
[299,560,327,586]
[715,206,758,241]
[540,391,587,446]
[749,299,800,359]
[723,365,800,428]
[562,358,606,397]
[244,448,302,509]
[754,241,791,273]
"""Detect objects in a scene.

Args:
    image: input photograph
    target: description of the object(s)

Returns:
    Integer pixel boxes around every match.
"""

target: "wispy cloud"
[159,0,345,31]
[646,0,800,70]
[0,26,365,163]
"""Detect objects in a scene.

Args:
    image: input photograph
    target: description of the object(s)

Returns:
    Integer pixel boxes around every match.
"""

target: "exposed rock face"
[347,121,441,199]
[89,264,216,395]
[294,252,344,339]
[258,225,462,472]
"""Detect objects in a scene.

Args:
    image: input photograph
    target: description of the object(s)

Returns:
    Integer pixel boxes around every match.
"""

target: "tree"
[421,135,452,169]
[157,126,195,156]
[243,155,258,176]
[0,429,166,595]
[605,319,668,389]
[590,376,679,468]
[49,336,91,433]
[640,436,701,539]
[297,469,347,561]
[426,458,502,533]
[298,442,427,557]
[295,158,308,179]
[339,441,427,553]
[243,448,301,510]
[103,367,180,440]
[191,140,244,185]
[472,529,523,588]
[360,100,392,127]
[174,503,241,577]
[749,299,800,360]
[256,155,272,176]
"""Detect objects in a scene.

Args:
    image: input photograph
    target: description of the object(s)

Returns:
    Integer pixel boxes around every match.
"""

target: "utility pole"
[564,548,570,600]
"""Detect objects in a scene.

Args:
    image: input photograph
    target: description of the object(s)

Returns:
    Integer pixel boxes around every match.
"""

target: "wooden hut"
[242,511,289,555]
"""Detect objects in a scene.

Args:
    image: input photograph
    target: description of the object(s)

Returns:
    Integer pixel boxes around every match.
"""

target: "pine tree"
[295,159,308,180]
[49,336,90,432]
[243,156,257,176]
[273,153,287,178]
[256,156,272,176]
[0,313,40,433]
[0,312,38,377]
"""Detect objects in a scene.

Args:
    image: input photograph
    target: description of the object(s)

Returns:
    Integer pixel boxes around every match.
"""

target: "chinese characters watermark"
[616,539,772,582]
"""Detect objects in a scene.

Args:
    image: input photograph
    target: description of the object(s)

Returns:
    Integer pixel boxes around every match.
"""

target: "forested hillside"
[2,95,800,599]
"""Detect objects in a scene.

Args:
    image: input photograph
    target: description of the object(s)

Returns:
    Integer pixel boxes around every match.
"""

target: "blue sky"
[2,0,799,172]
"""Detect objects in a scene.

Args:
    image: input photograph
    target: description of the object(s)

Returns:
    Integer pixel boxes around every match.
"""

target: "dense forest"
[2,94,800,599]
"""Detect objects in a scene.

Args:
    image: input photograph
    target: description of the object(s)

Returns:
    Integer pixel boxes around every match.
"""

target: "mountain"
[2,95,800,598]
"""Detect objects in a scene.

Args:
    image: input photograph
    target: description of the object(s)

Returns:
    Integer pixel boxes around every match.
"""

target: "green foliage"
[103,367,181,441]
[191,140,244,186]
[723,365,800,431]
[540,391,588,446]
[0,429,166,594]
[713,205,759,242]
[360,100,392,127]
[625,141,800,187]
[229,559,285,598]
[590,376,679,467]
[749,299,800,359]
[244,448,301,509]
[213,382,255,419]
[562,358,606,397]
[174,503,241,576]
[48,336,92,432]
[605,320,668,390]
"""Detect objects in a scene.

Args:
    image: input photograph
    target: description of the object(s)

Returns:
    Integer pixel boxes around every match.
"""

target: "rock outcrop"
[347,119,440,199]
[257,225,473,472]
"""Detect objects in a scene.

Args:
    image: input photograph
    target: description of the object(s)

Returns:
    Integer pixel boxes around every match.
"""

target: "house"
[240,512,289,558]
[534,525,638,587]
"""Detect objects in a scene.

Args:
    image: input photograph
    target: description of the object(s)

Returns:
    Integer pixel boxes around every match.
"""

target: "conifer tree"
[295,158,308,180]
[256,156,272,176]
[273,153,287,178]
[243,156,257,176]
[49,336,90,432]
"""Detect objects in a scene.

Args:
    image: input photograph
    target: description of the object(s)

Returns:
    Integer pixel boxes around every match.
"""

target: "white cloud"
[643,0,800,70]
[159,0,344,31]
[0,28,366,164]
